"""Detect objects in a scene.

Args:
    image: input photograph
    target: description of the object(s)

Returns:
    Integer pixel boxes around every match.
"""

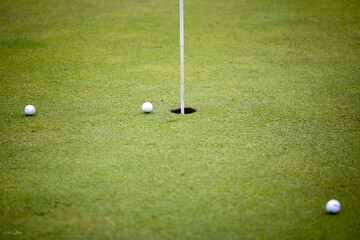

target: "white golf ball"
[326,199,340,214]
[24,105,36,116]
[142,102,153,113]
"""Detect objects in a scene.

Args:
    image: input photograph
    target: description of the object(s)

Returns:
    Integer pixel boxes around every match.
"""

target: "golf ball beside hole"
[142,102,153,113]
[25,105,36,116]
[326,199,340,214]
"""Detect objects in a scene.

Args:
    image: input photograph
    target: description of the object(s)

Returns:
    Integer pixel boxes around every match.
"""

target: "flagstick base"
[180,45,184,114]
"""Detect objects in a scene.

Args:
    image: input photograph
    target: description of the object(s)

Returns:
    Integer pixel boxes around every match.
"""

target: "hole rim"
[170,107,197,114]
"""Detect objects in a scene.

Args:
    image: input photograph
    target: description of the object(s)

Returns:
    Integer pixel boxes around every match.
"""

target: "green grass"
[1,0,360,239]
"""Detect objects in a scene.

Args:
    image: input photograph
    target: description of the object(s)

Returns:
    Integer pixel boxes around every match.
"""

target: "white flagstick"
[180,0,184,114]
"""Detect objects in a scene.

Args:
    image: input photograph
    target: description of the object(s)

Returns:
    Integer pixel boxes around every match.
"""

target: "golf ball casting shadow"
[326,199,341,214]
[142,102,153,113]
[170,107,197,114]
[25,105,36,116]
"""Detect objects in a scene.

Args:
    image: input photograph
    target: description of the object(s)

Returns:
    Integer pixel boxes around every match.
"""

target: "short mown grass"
[1,0,359,239]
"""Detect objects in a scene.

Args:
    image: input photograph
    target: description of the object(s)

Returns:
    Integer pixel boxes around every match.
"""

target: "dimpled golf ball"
[326,199,340,214]
[25,105,35,116]
[142,102,153,113]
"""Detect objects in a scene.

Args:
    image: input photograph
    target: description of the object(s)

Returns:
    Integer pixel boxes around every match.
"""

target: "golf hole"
[170,107,197,114]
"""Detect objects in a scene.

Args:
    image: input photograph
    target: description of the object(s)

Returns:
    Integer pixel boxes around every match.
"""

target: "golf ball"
[326,199,340,214]
[24,105,36,116]
[142,102,153,113]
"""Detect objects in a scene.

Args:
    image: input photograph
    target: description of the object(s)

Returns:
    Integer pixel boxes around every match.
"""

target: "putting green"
[1,0,359,239]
